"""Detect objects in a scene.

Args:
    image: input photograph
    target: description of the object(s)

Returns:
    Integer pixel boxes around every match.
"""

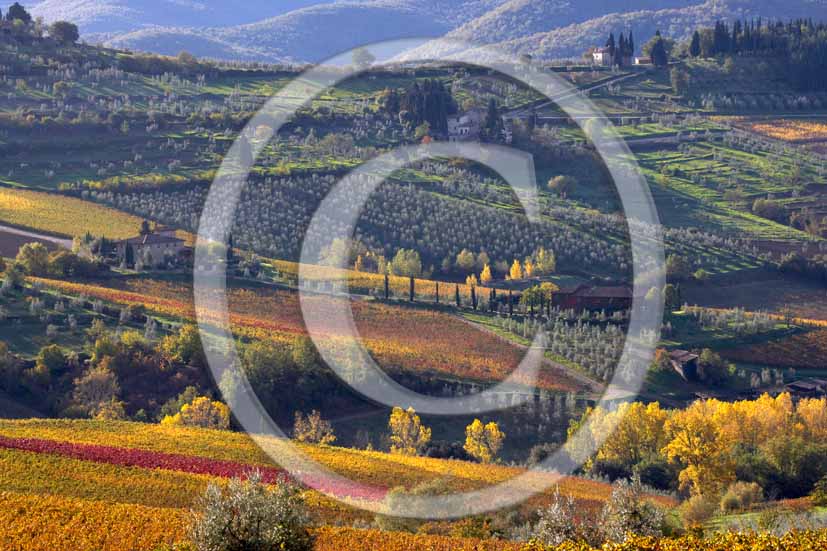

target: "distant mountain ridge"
[26,0,323,33]
[25,0,827,63]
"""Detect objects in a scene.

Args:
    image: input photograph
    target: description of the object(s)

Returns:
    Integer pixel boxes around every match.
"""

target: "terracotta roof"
[575,286,632,299]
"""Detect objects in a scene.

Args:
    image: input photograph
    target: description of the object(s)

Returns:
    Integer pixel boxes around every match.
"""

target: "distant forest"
[693,19,827,91]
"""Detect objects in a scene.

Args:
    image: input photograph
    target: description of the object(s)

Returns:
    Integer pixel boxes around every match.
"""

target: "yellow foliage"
[663,400,735,496]
[161,396,230,430]
[592,402,669,467]
[0,491,189,551]
[0,187,148,239]
[388,407,431,456]
[509,259,523,281]
[480,264,493,285]
[463,419,505,464]
[796,398,827,440]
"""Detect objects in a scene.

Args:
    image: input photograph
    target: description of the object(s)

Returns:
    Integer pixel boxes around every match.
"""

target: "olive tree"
[190,471,313,551]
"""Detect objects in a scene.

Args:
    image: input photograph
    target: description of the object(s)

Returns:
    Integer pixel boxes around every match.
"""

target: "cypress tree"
[455,285,461,308]
[409,276,414,302]
[471,286,477,311]
[384,273,389,300]
[125,243,134,266]
[690,31,702,57]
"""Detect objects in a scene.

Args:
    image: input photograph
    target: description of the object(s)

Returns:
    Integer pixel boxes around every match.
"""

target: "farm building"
[115,230,186,268]
[447,109,482,142]
[785,378,827,398]
[668,350,699,381]
[592,47,613,66]
[551,284,633,311]
[634,56,652,66]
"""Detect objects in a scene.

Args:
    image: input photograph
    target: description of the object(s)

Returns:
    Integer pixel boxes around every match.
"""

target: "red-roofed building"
[551,284,632,311]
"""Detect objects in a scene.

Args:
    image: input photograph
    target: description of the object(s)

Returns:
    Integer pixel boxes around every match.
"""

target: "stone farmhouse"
[115,226,186,268]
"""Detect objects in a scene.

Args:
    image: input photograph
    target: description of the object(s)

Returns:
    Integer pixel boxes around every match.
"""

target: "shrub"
[374,478,449,533]
[811,475,827,506]
[720,481,763,513]
[531,486,583,547]
[679,495,716,528]
[591,459,632,482]
[190,471,313,551]
[600,475,665,542]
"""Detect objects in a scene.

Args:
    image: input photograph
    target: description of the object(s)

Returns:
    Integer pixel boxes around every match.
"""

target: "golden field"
[0,188,146,240]
[725,117,827,142]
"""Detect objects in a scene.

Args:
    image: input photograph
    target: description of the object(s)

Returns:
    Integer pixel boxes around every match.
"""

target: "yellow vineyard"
[0,188,144,240]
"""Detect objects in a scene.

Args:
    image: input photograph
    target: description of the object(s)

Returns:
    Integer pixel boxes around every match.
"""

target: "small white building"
[592,47,613,66]
[447,109,482,142]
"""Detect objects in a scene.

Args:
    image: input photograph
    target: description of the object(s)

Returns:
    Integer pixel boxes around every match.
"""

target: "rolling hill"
[26,0,322,33]
[27,0,827,63]
[30,0,507,63]
[400,0,827,62]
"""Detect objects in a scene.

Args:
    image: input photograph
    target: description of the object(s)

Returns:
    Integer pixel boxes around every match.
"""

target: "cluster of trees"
[186,465,667,551]
[12,242,107,279]
[568,393,827,520]
[602,31,636,67]
[0,312,215,420]
[290,405,506,464]
[683,305,778,336]
[387,406,505,464]
[689,19,827,92]
[0,3,78,44]
[378,79,457,135]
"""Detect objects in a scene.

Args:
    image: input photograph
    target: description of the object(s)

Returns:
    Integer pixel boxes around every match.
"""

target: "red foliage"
[0,435,385,501]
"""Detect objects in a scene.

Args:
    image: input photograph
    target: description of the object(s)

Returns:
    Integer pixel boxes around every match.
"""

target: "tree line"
[688,19,827,91]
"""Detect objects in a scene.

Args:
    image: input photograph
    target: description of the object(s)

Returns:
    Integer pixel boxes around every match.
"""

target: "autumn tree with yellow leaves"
[388,407,431,456]
[293,410,336,445]
[480,264,493,285]
[662,399,736,496]
[509,259,523,280]
[464,419,505,463]
[161,396,230,430]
